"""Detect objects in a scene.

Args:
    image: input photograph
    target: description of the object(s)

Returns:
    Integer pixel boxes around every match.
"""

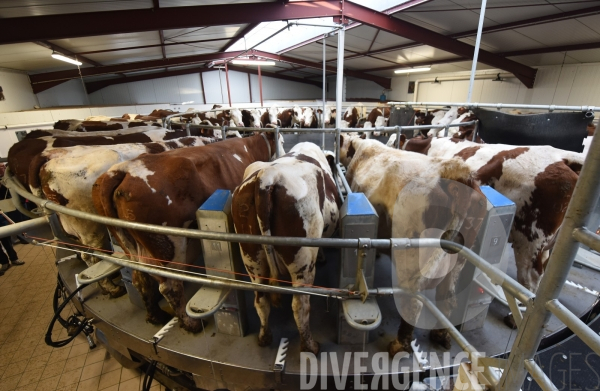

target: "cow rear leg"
[133,270,171,325]
[255,291,272,347]
[390,296,422,356]
[429,263,463,350]
[83,250,125,298]
[159,279,203,333]
[290,251,319,354]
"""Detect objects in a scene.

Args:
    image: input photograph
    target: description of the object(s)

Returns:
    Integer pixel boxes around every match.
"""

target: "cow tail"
[255,180,282,307]
[28,153,50,197]
[91,170,131,255]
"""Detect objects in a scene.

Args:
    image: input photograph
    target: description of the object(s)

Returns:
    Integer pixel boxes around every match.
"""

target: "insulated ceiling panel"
[0,0,150,18]
[513,19,600,48]
[50,32,161,54]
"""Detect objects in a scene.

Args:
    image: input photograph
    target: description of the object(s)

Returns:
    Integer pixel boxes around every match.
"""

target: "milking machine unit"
[338,192,381,343]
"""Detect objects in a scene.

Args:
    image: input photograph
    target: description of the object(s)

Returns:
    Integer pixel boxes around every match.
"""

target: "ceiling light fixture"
[51,51,82,66]
[231,59,276,66]
[394,66,431,74]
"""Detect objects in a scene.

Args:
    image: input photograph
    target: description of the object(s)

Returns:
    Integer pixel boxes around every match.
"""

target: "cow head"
[249,109,262,128]
[300,107,315,128]
[338,133,367,167]
[374,116,388,128]
[229,109,245,128]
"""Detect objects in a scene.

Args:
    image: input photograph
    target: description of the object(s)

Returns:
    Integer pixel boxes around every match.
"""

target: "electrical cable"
[46,274,95,349]
[142,360,158,391]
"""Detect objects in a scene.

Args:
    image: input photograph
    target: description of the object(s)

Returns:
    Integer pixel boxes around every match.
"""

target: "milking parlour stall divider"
[2,101,600,391]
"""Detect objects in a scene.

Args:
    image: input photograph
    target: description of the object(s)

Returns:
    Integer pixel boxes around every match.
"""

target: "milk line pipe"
[0,216,48,239]
[390,101,599,113]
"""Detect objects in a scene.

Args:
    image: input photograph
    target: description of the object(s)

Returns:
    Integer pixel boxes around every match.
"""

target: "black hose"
[45,275,91,348]
[142,360,158,391]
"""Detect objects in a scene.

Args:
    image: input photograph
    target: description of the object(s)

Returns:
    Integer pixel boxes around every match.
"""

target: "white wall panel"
[36,79,88,108]
[202,71,227,104]
[0,69,39,113]
[226,71,250,103]
[101,84,132,105]
[345,78,383,100]
[382,63,600,109]
[88,91,104,105]
[176,74,204,104]
[127,80,158,104]
[152,77,181,104]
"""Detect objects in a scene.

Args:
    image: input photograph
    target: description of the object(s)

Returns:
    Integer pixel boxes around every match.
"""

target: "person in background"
[0,163,25,276]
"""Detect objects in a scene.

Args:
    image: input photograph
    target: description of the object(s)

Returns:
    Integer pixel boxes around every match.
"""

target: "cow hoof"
[504,314,518,329]
[181,318,204,334]
[301,340,319,355]
[109,285,127,299]
[389,339,413,356]
[258,329,273,347]
[146,310,172,326]
[430,329,451,350]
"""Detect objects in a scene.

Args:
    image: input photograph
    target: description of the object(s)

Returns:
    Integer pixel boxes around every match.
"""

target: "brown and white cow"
[241,109,263,128]
[261,106,281,128]
[28,136,214,298]
[231,142,341,353]
[397,136,585,292]
[298,107,318,128]
[92,133,285,331]
[8,126,194,189]
[339,135,486,355]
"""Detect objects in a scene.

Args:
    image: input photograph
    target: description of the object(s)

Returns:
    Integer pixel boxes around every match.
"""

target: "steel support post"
[335,26,345,130]
[258,65,263,107]
[322,33,327,149]
[225,62,232,107]
[467,0,487,102]
[497,112,600,391]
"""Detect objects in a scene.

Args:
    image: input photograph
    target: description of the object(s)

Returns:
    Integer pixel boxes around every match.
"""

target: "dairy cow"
[28,136,214,297]
[339,134,486,355]
[398,136,585,292]
[231,142,341,353]
[92,133,285,331]
[8,127,195,189]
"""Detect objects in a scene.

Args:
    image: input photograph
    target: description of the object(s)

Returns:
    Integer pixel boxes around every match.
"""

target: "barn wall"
[0,68,39,113]
[385,62,600,107]
[37,79,89,107]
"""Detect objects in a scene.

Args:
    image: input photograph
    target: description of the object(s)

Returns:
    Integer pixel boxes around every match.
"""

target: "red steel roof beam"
[0,1,342,45]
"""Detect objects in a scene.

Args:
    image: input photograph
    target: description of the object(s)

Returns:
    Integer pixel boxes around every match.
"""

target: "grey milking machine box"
[338,192,382,344]
[451,185,516,331]
[188,189,247,337]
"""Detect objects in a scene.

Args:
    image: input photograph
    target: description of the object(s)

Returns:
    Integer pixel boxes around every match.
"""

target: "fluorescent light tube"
[51,52,82,66]
[394,67,431,74]
[231,60,276,66]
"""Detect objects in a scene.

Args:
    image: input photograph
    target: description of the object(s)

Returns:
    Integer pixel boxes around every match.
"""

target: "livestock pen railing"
[2,111,600,391]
